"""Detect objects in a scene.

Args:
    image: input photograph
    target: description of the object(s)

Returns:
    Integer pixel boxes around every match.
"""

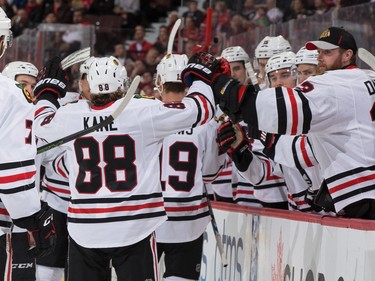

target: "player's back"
[156,122,224,243]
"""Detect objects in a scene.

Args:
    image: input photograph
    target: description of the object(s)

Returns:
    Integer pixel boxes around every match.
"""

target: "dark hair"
[163,82,186,93]
[90,90,124,106]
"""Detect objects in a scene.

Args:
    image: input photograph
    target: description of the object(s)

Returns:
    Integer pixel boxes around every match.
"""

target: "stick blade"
[358,48,375,71]
[61,47,91,70]
[167,18,181,55]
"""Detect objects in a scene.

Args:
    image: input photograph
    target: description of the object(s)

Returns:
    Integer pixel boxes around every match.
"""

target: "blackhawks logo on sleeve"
[16,84,35,103]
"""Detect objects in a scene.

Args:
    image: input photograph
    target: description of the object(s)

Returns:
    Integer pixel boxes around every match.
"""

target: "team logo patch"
[134,93,155,100]
[16,84,34,103]
[319,29,330,39]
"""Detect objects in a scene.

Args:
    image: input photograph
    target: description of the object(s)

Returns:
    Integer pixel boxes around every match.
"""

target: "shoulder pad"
[134,93,155,100]
[16,84,34,104]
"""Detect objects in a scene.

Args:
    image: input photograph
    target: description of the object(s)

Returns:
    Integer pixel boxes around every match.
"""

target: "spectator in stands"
[184,39,197,58]
[129,46,161,79]
[181,15,200,43]
[127,25,153,61]
[43,0,72,23]
[88,0,114,15]
[153,25,169,55]
[113,0,139,30]
[25,0,44,27]
[252,5,270,28]
[166,10,179,33]
[285,0,314,21]
[265,0,284,24]
[11,8,29,37]
[312,0,334,15]
[214,0,231,30]
[239,0,257,22]
[138,70,154,96]
[198,10,222,45]
[113,42,134,74]
[182,0,205,28]
[0,0,14,19]
[42,12,57,23]
[225,14,246,39]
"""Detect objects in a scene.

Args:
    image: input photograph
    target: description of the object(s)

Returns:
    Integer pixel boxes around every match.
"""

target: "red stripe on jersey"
[288,194,306,206]
[236,190,254,195]
[0,208,9,215]
[300,135,314,167]
[68,201,164,214]
[56,158,68,178]
[45,184,70,195]
[238,85,246,104]
[34,106,47,117]
[196,95,210,124]
[0,171,35,184]
[265,160,282,180]
[287,88,298,135]
[165,202,208,212]
[330,173,375,194]
[218,170,231,177]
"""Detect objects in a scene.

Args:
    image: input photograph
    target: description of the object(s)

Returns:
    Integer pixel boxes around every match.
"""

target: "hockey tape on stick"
[61,47,91,70]
[37,75,141,154]
[358,48,375,71]
[167,18,181,55]
[203,185,228,267]
[245,61,260,92]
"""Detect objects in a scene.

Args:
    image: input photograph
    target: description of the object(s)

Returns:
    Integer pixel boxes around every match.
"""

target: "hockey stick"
[245,61,260,92]
[167,18,181,55]
[61,47,91,70]
[203,185,228,267]
[37,75,141,154]
[358,48,375,71]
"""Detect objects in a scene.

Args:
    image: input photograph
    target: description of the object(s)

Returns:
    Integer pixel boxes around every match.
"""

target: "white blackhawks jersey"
[0,75,40,237]
[34,80,215,248]
[251,68,375,212]
[156,120,225,243]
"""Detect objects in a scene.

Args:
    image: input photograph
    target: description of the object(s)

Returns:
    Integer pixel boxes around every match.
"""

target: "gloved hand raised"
[181,52,231,87]
[34,56,69,100]
[13,202,56,258]
[217,121,250,156]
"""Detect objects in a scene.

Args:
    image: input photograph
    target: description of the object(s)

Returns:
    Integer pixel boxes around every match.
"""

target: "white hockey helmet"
[220,46,250,63]
[0,8,12,58]
[266,51,296,75]
[2,61,38,80]
[295,47,318,65]
[255,35,292,59]
[156,54,188,86]
[79,56,96,77]
[88,56,127,95]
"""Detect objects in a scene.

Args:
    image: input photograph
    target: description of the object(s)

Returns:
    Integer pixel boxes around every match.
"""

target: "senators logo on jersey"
[16,84,34,103]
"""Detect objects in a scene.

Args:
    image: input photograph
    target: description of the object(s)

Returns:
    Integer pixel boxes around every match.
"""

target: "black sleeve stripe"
[0,159,35,170]
[243,87,258,128]
[275,87,287,134]
[326,165,375,184]
[295,89,312,134]
[291,136,312,188]
[186,93,203,128]
[0,182,35,194]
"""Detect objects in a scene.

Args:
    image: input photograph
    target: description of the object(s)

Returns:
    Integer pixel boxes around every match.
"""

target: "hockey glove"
[34,56,69,101]
[247,127,275,148]
[304,187,323,213]
[13,202,56,258]
[181,52,222,87]
[217,121,250,156]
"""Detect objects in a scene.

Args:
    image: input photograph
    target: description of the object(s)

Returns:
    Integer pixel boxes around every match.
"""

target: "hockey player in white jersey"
[154,54,225,280]
[2,61,39,281]
[295,46,320,83]
[33,52,226,280]
[0,7,56,281]
[206,26,375,219]
[254,35,292,88]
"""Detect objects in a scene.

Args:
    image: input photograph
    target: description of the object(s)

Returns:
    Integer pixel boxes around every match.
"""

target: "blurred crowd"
[2,0,372,95]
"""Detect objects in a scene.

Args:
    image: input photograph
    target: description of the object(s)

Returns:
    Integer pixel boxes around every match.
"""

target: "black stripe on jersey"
[333,183,375,204]
[275,87,287,134]
[70,192,163,204]
[41,188,70,201]
[163,195,204,203]
[232,182,254,187]
[166,211,210,221]
[291,189,309,199]
[291,136,312,188]
[253,181,286,190]
[44,176,69,186]
[0,221,12,228]
[67,211,166,223]
[0,182,35,194]
[295,89,312,134]
[210,179,231,185]
[325,165,375,184]
[234,198,261,205]
[0,159,34,170]
[187,93,202,128]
